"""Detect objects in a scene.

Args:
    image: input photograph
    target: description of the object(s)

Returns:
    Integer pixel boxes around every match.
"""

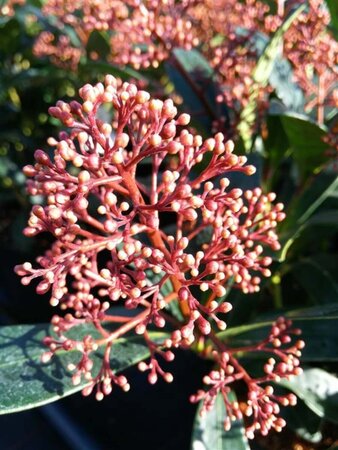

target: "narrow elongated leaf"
[79,60,145,81]
[238,4,305,150]
[305,210,338,227]
[218,309,338,361]
[279,368,338,424]
[0,323,167,414]
[190,391,250,450]
[283,172,338,229]
[279,171,338,260]
[264,111,290,168]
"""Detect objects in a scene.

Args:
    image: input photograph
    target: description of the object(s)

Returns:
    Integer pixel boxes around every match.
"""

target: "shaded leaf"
[218,305,338,362]
[86,30,110,59]
[291,257,338,304]
[264,111,290,168]
[306,210,338,227]
[284,172,338,228]
[190,391,250,450]
[326,0,338,38]
[79,60,145,81]
[0,323,167,414]
[279,171,338,260]
[279,368,338,424]
[166,49,227,132]
[283,399,323,444]
[280,113,329,175]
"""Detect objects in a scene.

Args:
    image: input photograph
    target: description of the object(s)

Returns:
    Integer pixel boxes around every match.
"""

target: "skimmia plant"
[15,77,304,438]
[0,0,338,448]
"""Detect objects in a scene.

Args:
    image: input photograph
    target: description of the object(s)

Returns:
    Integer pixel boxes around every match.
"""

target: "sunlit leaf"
[0,323,167,414]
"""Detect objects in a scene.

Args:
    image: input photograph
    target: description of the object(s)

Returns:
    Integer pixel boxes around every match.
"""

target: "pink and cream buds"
[15,75,301,437]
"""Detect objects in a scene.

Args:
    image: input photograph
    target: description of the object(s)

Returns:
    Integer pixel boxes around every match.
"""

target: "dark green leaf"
[79,60,145,81]
[190,391,250,450]
[279,171,338,260]
[283,172,338,229]
[264,112,290,168]
[86,30,110,59]
[166,49,227,133]
[305,210,338,227]
[279,368,338,424]
[0,323,167,414]
[291,257,338,304]
[218,305,338,362]
[280,113,329,175]
[283,399,323,443]
[326,0,338,38]
[284,302,338,319]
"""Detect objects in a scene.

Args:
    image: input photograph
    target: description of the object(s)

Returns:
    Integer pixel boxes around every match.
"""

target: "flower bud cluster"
[191,317,304,438]
[109,0,199,69]
[16,76,294,435]
[0,0,24,16]
[33,0,199,69]
[33,31,82,70]
[284,0,338,123]
[32,0,337,131]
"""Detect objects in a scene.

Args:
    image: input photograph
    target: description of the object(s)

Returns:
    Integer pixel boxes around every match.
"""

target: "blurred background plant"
[0,1,337,449]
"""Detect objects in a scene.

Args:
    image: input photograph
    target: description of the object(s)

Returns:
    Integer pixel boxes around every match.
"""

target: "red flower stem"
[96,309,150,346]
[118,164,190,317]
[102,315,132,323]
[317,73,324,125]
[209,331,253,384]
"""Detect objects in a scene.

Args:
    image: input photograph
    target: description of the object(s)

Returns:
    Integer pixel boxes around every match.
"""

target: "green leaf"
[279,368,338,424]
[326,0,338,38]
[283,399,323,444]
[280,113,329,175]
[264,111,290,168]
[269,59,304,112]
[291,256,338,304]
[285,302,338,318]
[165,49,227,133]
[238,4,305,151]
[305,210,338,227]
[218,305,338,362]
[190,391,250,450]
[0,323,167,414]
[86,30,110,59]
[79,60,145,81]
[284,172,338,228]
[279,171,338,260]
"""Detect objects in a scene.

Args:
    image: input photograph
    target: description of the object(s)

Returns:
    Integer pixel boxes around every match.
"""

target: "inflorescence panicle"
[15,75,303,438]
